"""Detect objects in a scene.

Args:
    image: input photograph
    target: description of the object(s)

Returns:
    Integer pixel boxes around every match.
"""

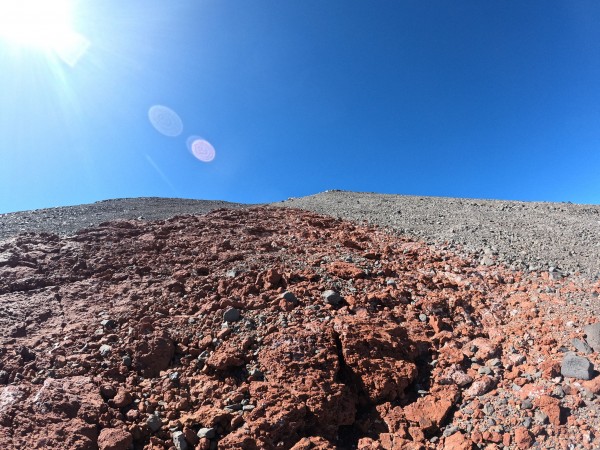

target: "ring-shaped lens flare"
[148,105,183,137]
[190,139,216,162]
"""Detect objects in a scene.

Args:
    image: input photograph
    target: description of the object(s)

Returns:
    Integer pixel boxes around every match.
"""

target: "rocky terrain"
[277,191,600,279]
[0,196,600,449]
[0,198,251,242]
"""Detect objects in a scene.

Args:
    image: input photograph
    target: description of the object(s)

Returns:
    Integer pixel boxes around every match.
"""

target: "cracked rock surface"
[0,205,600,449]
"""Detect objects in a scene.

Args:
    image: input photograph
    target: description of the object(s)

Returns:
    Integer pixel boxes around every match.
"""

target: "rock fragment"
[464,376,496,397]
[172,430,188,450]
[223,307,241,323]
[97,428,133,450]
[197,427,216,439]
[584,323,600,352]
[514,427,534,449]
[571,338,593,354]
[280,291,299,310]
[322,290,342,306]
[147,414,162,432]
[561,352,594,380]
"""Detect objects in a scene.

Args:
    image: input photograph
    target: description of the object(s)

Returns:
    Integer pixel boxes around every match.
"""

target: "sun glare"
[0,0,89,66]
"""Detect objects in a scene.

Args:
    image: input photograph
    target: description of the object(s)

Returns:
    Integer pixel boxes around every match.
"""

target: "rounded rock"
[146,414,162,432]
[223,308,241,323]
[322,290,342,306]
[197,427,216,439]
[281,291,298,304]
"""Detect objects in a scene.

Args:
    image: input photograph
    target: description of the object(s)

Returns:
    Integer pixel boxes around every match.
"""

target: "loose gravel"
[2,190,600,280]
[0,198,254,241]
[275,190,600,279]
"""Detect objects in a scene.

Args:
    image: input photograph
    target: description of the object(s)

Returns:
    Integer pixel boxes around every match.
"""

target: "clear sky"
[1,0,599,213]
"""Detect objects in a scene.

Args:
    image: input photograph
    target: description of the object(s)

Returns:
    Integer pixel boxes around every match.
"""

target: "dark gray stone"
[571,338,593,354]
[172,431,188,450]
[322,290,342,306]
[584,323,600,352]
[101,319,117,329]
[561,352,594,380]
[147,414,162,432]
[281,291,298,304]
[198,427,216,439]
[223,308,240,323]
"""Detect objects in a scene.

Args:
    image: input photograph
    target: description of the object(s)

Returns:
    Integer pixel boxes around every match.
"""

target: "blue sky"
[1,0,599,213]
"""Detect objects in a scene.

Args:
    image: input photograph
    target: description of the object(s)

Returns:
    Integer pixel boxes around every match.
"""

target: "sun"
[0,0,89,66]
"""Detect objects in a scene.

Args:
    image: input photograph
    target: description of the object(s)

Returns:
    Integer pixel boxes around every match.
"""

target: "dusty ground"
[0,206,599,449]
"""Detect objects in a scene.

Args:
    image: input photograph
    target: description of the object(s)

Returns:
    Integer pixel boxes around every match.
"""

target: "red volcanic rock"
[223,383,308,449]
[463,337,499,360]
[582,376,600,395]
[327,261,365,279]
[443,431,472,450]
[2,206,600,449]
[464,376,496,398]
[534,395,564,427]
[514,427,534,449]
[333,316,418,403]
[290,436,335,449]
[403,386,458,433]
[112,389,132,408]
[258,325,356,437]
[205,340,245,371]
[97,428,133,450]
[134,335,175,377]
[0,377,102,449]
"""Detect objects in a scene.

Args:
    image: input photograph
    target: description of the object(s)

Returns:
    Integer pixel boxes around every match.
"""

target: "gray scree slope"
[275,190,600,278]
[0,198,252,241]
[1,191,599,279]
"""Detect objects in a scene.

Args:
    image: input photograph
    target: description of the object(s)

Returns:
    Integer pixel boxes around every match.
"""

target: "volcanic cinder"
[0,206,599,449]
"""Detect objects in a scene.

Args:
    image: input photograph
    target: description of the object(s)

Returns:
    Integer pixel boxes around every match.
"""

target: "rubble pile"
[0,207,599,449]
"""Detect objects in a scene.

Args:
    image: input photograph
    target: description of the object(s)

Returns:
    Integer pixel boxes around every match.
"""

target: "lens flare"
[190,138,216,162]
[148,105,183,137]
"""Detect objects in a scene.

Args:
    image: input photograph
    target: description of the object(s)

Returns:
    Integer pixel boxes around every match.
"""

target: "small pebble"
[583,323,600,352]
[534,409,549,425]
[197,427,216,439]
[223,308,241,323]
[322,290,342,306]
[147,414,162,432]
[172,431,188,450]
[281,291,298,304]
[225,403,243,411]
[101,319,117,329]
[483,403,495,415]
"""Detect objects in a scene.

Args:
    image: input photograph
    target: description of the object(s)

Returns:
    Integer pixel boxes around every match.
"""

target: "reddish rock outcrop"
[1,206,599,449]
